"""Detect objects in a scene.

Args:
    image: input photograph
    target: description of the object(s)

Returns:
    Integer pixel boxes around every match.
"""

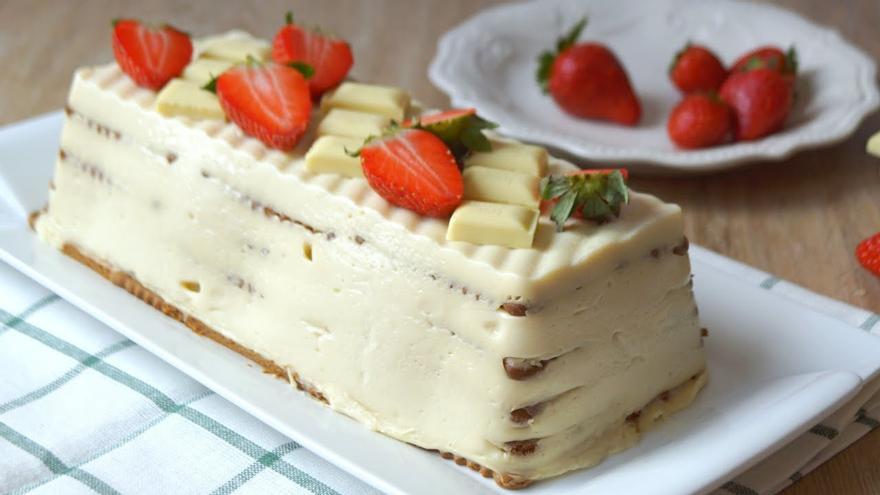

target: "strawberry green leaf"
[785,46,798,75]
[557,17,587,52]
[414,113,497,163]
[536,52,556,93]
[287,61,315,79]
[550,190,578,231]
[580,195,612,222]
[202,75,218,94]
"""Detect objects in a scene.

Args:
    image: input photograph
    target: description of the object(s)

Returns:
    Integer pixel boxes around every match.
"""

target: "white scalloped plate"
[429,0,879,173]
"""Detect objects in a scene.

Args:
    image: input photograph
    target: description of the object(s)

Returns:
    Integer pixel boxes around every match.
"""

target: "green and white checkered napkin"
[1,249,878,495]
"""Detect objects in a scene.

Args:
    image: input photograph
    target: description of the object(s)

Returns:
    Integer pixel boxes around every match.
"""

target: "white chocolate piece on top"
[446,201,539,249]
[182,58,234,87]
[868,131,880,157]
[155,79,225,120]
[465,141,549,177]
[317,108,390,140]
[305,135,365,178]
[463,166,540,208]
[201,37,270,63]
[321,82,410,121]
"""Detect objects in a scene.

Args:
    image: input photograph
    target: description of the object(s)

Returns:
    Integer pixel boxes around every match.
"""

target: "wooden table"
[1,0,877,493]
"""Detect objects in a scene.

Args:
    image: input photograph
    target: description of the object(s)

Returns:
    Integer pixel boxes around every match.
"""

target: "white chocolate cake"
[34,31,706,488]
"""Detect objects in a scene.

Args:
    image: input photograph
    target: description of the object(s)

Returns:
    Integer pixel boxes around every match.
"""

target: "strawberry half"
[213,61,312,151]
[540,169,629,230]
[856,233,880,277]
[271,12,354,98]
[359,129,463,217]
[404,108,498,163]
[112,19,192,90]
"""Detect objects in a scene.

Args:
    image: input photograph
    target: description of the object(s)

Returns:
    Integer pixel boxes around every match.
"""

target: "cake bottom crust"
[57,241,706,489]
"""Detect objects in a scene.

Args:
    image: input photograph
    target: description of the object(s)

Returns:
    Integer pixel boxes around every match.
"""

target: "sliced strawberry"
[360,129,463,217]
[539,169,629,230]
[271,12,354,97]
[407,108,476,127]
[403,108,497,163]
[856,232,880,277]
[214,62,312,151]
[112,19,192,90]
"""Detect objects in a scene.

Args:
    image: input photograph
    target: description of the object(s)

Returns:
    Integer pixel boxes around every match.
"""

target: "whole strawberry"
[536,18,641,126]
[720,68,793,141]
[359,129,463,217]
[731,46,797,81]
[272,12,354,98]
[669,43,727,93]
[112,19,192,90]
[667,93,732,149]
[212,60,312,150]
[856,233,880,277]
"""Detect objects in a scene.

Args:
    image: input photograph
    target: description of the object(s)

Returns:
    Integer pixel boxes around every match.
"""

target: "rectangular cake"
[34,30,706,488]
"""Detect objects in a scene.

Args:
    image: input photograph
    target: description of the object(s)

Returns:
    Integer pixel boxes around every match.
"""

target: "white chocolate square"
[155,79,225,120]
[317,108,391,140]
[868,131,880,157]
[305,135,365,178]
[201,38,270,63]
[321,82,410,121]
[182,58,234,87]
[446,201,539,249]
[463,166,540,208]
[465,141,548,177]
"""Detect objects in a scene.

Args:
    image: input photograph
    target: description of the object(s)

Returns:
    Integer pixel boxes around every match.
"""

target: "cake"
[33,22,706,489]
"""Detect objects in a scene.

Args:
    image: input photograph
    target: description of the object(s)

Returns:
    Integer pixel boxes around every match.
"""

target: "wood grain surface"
[1,1,878,493]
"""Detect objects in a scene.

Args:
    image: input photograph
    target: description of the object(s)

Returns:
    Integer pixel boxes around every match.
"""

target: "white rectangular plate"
[3,112,880,495]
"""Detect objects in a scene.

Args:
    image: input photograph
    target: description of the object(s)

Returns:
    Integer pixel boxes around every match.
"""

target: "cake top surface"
[68,30,685,290]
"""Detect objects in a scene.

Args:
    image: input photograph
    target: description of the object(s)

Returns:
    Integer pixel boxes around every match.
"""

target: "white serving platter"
[2,112,880,494]
[429,0,879,174]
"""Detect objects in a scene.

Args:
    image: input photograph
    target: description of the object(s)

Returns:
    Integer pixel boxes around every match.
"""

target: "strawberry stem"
[285,11,294,25]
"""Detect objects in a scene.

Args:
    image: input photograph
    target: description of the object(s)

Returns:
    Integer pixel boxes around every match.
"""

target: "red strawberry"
[271,12,354,98]
[731,46,797,80]
[669,43,727,93]
[856,233,880,277]
[719,68,793,141]
[667,93,732,149]
[214,62,312,151]
[359,129,463,217]
[405,108,476,127]
[536,18,641,126]
[112,19,192,90]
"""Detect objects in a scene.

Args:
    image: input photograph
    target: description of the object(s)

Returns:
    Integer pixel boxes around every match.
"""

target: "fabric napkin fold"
[0,248,878,495]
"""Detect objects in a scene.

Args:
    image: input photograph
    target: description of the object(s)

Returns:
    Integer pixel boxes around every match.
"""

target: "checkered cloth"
[1,248,878,495]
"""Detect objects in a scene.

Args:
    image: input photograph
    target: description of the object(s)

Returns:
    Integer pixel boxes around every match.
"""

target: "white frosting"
[36,42,706,482]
